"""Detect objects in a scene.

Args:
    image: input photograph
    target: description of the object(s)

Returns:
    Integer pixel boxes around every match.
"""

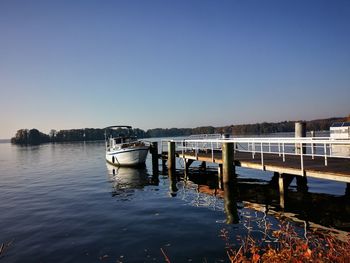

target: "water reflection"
[223,182,239,224]
[185,172,350,231]
[106,164,150,199]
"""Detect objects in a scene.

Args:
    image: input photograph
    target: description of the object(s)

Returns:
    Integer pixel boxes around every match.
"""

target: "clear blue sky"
[1,0,349,138]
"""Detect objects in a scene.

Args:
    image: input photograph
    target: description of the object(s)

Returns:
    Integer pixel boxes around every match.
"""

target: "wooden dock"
[176,150,350,183]
[149,124,350,208]
[154,137,350,209]
[149,123,350,211]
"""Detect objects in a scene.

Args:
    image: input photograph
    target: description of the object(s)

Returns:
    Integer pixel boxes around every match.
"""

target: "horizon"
[4,114,345,140]
[1,0,349,139]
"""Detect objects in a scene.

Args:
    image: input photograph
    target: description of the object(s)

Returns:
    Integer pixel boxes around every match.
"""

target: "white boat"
[330,122,350,139]
[330,122,350,157]
[105,125,149,166]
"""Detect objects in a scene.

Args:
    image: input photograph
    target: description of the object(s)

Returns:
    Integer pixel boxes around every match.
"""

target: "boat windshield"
[114,136,138,145]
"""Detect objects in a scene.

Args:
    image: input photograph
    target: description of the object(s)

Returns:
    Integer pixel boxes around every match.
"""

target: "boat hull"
[106,146,149,166]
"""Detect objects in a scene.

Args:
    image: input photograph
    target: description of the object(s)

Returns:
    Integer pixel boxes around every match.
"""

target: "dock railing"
[161,136,350,175]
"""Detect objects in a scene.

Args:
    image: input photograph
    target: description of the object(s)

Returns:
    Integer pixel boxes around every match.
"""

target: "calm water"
[0,141,349,262]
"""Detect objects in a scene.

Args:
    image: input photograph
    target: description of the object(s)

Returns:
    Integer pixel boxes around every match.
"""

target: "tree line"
[11,116,347,145]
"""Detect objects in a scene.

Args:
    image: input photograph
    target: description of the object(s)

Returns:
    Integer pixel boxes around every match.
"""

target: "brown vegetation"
[220,222,350,263]
[0,240,13,258]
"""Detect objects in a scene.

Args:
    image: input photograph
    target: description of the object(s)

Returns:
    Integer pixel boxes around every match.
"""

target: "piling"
[150,142,159,176]
[184,159,194,180]
[162,157,167,173]
[296,175,308,193]
[278,173,295,209]
[218,164,223,189]
[222,142,235,184]
[295,121,306,154]
[168,141,176,173]
[168,167,178,197]
[278,174,285,209]
[310,130,315,159]
[184,159,189,179]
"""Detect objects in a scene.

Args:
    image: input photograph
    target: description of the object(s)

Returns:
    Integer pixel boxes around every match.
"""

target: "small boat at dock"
[105,125,149,166]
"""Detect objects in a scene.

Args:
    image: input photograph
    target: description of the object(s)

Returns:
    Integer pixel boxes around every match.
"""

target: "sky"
[0,0,349,138]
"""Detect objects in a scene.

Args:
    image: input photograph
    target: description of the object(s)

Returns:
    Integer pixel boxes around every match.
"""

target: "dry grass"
[220,222,350,263]
[0,240,13,258]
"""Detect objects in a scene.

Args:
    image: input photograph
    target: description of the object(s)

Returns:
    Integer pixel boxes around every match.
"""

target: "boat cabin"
[330,122,350,139]
[108,136,138,150]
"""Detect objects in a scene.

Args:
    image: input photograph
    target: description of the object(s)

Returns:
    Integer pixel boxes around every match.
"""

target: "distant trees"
[11,129,50,145]
[306,117,344,132]
[11,116,346,145]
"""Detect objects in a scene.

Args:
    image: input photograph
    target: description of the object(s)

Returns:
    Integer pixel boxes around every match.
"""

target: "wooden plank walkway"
[175,150,350,183]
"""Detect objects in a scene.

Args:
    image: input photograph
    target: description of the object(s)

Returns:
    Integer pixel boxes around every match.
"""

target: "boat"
[104,125,149,166]
[330,122,350,139]
[330,122,350,157]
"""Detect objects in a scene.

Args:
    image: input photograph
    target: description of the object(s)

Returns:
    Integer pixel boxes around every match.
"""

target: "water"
[0,141,349,262]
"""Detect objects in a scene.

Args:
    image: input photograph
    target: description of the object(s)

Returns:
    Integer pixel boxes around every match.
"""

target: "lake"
[0,140,349,262]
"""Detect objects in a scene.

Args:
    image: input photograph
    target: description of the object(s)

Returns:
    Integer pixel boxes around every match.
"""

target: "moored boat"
[105,126,149,166]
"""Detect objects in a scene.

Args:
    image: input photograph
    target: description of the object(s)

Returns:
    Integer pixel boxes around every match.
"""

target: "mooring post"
[150,142,159,176]
[295,121,306,154]
[270,172,280,189]
[184,159,194,180]
[218,164,223,189]
[168,141,176,173]
[278,173,295,209]
[296,175,308,193]
[200,161,207,173]
[162,157,167,173]
[310,130,315,159]
[222,142,235,184]
[168,167,178,197]
[278,173,285,209]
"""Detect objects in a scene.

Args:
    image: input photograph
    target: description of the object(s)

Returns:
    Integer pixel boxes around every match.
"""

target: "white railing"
[161,137,350,175]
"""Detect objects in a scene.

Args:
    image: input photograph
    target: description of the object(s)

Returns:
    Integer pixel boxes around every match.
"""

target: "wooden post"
[168,141,176,173]
[222,142,235,184]
[295,121,306,154]
[296,175,308,193]
[200,161,207,173]
[151,142,159,176]
[218,164,223,190]
[270,171,280,189]
[168,168,178,197]
[311,130,315,159]
[278,174,285,209]
[162,156,167,173]
[278,173,295,209]
[184,159,194,180]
